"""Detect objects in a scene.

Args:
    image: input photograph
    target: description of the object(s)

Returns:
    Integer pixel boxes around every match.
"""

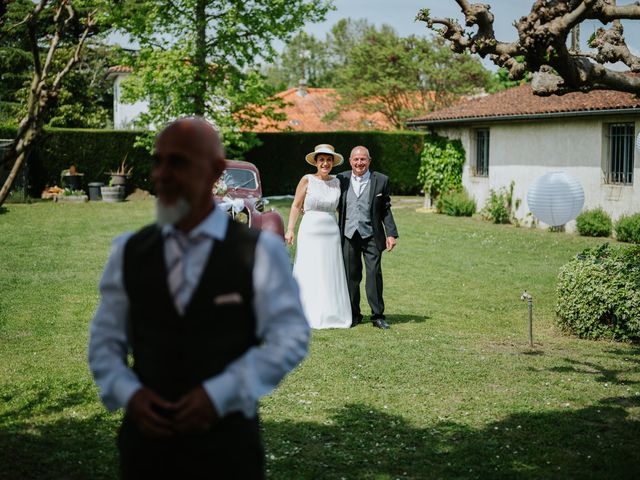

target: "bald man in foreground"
[88,117,309,479]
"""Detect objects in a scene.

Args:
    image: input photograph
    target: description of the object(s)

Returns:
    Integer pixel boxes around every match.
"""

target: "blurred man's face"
[151,122,223,226]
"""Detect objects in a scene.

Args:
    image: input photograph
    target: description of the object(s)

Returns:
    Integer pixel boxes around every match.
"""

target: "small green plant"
[615,212,640,244]
[112,155,133,176]
[63,188,86,196]
[436,189,476,217]
[480,181,521,225]
[556,243,640,341]
[575,207,612,237]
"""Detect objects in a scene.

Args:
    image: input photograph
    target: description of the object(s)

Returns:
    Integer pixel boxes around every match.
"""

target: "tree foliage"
[0,0,107,206]
[333,27,493,129]
[113,0,331,155]
[418,1,640,96]
[0,0,116,127]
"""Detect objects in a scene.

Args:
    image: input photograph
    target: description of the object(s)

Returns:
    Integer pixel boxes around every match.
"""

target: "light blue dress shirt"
[88,206,309,418]
[350,170,371,197]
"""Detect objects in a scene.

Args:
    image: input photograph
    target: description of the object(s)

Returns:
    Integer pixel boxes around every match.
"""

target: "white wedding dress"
[293,174,351,329]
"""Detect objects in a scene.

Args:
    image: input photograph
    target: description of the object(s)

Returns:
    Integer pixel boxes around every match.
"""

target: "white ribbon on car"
[219,196,245,213]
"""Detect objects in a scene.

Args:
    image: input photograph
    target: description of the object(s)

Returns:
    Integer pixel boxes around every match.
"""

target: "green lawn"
[0,198,638,479]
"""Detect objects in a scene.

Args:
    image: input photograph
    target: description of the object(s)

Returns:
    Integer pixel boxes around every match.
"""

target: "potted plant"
[100,178,126,203]
[108,156,133,188]
[60,165,84,191]
[56,188,88,203]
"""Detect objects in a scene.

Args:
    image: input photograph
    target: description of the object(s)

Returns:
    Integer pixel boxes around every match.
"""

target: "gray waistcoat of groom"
[344,180,373,239]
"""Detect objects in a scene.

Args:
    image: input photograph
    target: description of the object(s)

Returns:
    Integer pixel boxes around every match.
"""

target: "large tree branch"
[419,1,640,96]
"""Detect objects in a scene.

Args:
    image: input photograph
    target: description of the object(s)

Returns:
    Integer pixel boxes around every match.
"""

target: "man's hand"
[386,236,397,252]
[174,385,219,433]
[127,387,177,438]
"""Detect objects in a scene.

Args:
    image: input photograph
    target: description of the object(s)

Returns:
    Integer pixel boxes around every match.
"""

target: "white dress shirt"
[350,170,371,197]
[88,205,309,418]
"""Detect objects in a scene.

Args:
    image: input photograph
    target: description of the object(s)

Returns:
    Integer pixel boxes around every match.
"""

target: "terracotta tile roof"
[252,87,396,132]
[408,84,640,126]
[107,65,133,74]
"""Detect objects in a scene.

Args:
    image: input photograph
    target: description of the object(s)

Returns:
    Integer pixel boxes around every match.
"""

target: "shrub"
[481,181,521,224]
[575,207,612,237]
[416,135,465,200]
[437,189,476,217]
[615,213,640,244]
[556,243,640,341]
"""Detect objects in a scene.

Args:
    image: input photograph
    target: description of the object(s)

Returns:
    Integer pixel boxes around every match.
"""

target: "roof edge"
[407,107,640,127]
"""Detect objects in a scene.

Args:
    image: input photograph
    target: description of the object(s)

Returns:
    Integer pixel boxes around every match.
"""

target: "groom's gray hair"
[350,146,371,160]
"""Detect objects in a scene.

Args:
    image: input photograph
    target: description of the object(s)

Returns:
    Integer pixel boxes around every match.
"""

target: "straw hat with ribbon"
[304,144,344,167]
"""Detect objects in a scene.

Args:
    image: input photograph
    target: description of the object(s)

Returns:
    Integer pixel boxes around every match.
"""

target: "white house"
[407,84,640,231]
[106,66,148,129]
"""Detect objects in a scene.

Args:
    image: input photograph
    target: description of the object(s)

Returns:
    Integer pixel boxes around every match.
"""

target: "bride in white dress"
[285,144,351,329]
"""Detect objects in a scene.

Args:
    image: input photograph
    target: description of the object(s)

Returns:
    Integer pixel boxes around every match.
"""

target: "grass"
[1,197,639,479]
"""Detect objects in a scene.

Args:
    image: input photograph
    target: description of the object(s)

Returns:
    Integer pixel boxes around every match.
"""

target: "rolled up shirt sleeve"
[88,233,142,411]
[203,231,310,418]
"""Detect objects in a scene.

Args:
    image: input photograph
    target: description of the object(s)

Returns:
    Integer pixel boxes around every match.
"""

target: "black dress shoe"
[371,318,390,329]
[350,317,362,328]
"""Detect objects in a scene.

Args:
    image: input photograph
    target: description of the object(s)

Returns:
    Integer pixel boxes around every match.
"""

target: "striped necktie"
[167,231,189,315]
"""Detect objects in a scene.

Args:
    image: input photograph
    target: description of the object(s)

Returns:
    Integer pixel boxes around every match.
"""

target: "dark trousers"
[342,231,385,322]
[118,413,264,480]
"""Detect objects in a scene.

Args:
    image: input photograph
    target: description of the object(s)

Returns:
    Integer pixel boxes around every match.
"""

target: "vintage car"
[213,160,285,237]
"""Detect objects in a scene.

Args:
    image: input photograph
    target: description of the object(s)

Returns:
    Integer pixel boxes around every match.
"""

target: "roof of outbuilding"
[408,83,640,126]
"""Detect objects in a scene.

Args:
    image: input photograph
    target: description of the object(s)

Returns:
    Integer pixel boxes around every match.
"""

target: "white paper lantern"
[527,172,584,227]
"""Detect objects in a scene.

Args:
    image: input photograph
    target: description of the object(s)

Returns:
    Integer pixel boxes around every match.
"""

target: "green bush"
[436,189,476,217]
[416,134,465,200]
[481,181,520,224]
[615,213,640,244]
[556,243,640,341]
[575,207,612,237]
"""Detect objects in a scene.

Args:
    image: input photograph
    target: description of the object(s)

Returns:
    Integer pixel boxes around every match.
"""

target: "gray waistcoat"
[344,180,373,239]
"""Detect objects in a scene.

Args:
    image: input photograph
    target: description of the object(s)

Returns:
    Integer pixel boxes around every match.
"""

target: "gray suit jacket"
[337,171,398,252]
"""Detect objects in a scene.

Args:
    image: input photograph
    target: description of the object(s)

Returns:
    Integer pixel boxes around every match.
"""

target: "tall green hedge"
[0,127,426,196]
[244,131,425,195]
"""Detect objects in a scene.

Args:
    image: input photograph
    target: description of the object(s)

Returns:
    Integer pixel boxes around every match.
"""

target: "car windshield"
[222,168,258,190]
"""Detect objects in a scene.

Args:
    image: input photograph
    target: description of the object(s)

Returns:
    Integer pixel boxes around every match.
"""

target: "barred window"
[475,129,490,177]
[606,123,635,185]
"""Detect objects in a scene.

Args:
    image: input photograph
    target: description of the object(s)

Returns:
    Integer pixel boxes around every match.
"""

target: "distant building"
[106,66,148,130]
[408,84,640,230]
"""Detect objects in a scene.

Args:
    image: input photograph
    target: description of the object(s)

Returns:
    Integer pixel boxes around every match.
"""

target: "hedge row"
[0,127,426,196]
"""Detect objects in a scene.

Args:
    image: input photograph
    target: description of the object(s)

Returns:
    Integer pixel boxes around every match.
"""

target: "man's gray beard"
[156,197,191,227]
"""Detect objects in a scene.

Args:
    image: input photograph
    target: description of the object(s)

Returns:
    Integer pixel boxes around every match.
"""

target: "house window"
[475,129,490,176]
[606,123,635,185]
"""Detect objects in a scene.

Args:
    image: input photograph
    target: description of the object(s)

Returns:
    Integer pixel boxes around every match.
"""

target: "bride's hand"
[285,230,295,245]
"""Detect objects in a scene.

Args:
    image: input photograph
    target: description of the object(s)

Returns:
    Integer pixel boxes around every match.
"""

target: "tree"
[113,0,331,154]
[332,27,493,129]
[417,0,640,96]
[263,31,332,91]
[0,0,101,206]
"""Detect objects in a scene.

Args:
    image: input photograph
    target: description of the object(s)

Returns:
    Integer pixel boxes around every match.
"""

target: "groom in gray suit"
[337,146,398,329]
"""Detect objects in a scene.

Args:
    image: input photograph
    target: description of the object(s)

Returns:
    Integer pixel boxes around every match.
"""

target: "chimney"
[297,79,308,97]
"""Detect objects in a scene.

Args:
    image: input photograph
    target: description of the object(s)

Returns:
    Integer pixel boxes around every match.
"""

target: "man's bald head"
[156,117,225,168]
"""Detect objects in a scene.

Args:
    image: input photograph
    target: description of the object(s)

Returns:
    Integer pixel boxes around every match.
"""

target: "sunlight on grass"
[1,198,638,479]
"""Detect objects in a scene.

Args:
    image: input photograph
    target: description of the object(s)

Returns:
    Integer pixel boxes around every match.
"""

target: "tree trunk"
[193,0,208,116]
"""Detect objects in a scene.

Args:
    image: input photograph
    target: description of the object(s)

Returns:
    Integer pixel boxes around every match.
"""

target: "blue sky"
[306,0,640,67]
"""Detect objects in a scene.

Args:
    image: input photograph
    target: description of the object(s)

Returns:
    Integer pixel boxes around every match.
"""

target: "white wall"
[112,73,149,129]
[433,115,640,231]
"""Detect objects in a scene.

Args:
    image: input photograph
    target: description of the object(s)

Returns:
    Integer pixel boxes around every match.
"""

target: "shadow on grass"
[0,381,120,480]
[548,355,640,386]
[264,398,640,479]
[0,206,7,215]
[385,314,430,325]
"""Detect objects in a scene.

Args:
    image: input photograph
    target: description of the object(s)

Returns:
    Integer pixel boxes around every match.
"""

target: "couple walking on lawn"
[286,143,399,330]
